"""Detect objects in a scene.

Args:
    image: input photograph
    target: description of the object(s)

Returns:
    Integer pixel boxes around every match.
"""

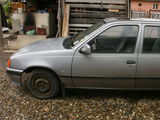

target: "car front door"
[136,25,160,88]
[72,24,140,88]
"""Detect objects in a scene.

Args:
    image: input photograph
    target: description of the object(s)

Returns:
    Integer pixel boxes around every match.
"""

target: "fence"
[131,10,160,19]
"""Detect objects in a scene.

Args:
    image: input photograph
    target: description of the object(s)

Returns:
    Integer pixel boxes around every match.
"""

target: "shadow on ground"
[65,89,160,100]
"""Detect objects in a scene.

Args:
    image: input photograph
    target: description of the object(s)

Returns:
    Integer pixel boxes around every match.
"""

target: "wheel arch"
[23,66,61,82]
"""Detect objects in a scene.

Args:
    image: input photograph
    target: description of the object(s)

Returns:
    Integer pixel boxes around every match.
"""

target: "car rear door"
[72,23,141,88]
[136,24,160,88]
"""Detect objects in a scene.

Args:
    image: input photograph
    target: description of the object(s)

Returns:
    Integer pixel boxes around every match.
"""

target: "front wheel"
[27,69,60,99]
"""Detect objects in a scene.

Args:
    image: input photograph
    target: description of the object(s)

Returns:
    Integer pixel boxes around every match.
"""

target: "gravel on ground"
[0,67,160,120]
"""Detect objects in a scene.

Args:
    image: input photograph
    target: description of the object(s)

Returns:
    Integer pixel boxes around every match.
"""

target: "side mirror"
[80,44,91,55]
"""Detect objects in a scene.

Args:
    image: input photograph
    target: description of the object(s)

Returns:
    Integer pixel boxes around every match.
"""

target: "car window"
[72,21,104,46]
[143,26,160,53]
[88,25,139,53]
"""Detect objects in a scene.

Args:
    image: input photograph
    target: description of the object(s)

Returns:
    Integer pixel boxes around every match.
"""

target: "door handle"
[126,60,136,64]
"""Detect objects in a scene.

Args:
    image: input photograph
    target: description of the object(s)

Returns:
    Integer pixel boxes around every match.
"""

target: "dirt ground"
[0,65,160,119]
[3,34,46,50]
[1,36,160,120]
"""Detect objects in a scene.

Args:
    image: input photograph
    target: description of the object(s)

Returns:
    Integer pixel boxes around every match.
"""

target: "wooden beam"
[69,32,79,35]
[127,0,131,18]
[62,4,70,37]
[70,18,101,24]
[70,12,127,19]
[69,28,86,31]
[70,4,126,10]
[0,7,4,68]
[69,24,92,27]
[65,0,126,4]
[70,16,128,24]
[70,9,126,14]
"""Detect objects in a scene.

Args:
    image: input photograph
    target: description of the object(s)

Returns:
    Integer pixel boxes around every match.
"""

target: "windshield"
[72,21,105,46]
[63,20,104,49]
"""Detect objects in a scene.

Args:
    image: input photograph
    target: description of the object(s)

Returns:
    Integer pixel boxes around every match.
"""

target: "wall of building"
[131,1,160,12]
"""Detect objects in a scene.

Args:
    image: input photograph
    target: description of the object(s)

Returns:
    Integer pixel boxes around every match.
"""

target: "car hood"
[14,37,67,55]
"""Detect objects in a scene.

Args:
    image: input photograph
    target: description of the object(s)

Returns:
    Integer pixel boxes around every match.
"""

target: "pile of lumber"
[62,0,129,36]
[11,2,25,12]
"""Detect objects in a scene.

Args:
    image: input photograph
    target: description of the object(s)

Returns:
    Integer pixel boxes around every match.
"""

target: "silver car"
[7,18,160,99]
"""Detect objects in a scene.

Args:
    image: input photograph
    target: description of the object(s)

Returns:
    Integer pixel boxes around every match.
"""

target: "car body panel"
[72,23,142,88]
[6,67,23,86]
[136,24,160,88]
[13,37,66,56]
[10,38,74,87]
[72,53,137,88]
[6,18,160,90]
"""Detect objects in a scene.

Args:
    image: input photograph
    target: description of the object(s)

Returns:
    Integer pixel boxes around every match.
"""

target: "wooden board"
[70,12,126,19]
[61,0,128,36]
[11,2,25,12]
[70,18,101,24]
[69,24,92,27]
[62,4,70,37]
[70,9,125,13]
[69,28,86,31]
[65,0,126,4]
[70,4,126,10]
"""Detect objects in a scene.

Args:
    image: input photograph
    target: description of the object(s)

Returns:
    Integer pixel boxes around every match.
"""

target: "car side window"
[143,26,160,53]
[88,25,139,53]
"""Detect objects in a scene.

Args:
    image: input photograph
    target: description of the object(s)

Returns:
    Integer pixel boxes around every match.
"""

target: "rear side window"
[143,26,160,53]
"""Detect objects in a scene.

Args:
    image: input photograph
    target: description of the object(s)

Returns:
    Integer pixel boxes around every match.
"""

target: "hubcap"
[34,76,51,93]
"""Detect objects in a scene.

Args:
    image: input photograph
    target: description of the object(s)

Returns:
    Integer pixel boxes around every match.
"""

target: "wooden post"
[62,4,70,37]
[127,0,131,19]
[0,7,4,68]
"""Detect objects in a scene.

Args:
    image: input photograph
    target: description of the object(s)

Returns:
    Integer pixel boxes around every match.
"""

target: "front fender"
[10,51,74,88]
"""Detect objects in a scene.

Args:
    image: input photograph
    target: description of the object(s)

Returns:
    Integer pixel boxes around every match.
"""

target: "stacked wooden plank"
[11,2,25,12]
[62,0,129,36]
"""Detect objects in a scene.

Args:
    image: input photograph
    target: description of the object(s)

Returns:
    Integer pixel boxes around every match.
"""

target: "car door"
[72,24,140,88]
[136,25,160,88]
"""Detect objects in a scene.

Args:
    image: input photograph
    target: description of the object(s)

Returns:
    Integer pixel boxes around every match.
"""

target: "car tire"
[27,69,60,99]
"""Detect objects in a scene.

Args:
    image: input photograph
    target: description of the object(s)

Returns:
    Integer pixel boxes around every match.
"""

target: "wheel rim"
[32,75,52,93]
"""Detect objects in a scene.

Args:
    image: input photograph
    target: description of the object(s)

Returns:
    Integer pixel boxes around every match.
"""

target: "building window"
[138,3,142,7]
[153,3,158,9]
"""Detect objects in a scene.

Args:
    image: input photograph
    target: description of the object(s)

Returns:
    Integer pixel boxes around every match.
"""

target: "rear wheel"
[27,69,60,99]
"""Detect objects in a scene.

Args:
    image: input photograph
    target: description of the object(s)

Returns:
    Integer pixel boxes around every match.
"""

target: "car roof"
[130,18,160,22]
[103,18,160,24]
